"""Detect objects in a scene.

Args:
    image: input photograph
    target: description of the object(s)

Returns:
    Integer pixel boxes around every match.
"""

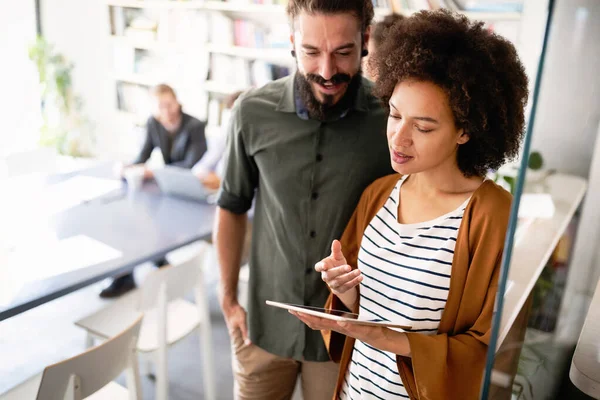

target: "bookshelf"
[106,0,541,143]
[107,0,293,131]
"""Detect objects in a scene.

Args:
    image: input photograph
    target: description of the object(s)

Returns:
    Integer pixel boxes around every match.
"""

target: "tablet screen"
[283,304,360,319]
[266,300,412,329]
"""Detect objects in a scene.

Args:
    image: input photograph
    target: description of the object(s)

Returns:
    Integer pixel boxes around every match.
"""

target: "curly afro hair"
[370,10,529,177]
[371,13,405,47]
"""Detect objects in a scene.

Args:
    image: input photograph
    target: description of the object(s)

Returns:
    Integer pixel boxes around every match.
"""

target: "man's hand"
[221,297,251,345]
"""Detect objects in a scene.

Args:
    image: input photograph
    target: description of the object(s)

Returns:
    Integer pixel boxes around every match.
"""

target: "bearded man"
[214,1,394,398]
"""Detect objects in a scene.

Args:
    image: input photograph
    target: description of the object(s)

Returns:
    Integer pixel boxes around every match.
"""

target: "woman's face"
[387,80,469,175]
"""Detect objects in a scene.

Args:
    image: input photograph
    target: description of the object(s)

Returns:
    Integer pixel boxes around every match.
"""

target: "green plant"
[528,151,544,170]
[28,36,94,157]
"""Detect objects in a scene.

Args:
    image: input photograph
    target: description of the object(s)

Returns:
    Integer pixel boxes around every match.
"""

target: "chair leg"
[156,285,169,400]
[126,348,143,400]
[156,348,168,400]
[139,354,154,378]
[195,287,216,400]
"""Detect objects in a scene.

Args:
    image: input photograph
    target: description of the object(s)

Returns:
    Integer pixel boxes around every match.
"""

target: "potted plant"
[28,36,95,157]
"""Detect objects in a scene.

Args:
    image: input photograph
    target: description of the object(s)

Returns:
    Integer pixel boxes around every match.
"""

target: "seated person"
[363,13,405,81]
[192,91,244,190]
[291,10,529,399]
[120,83,207,178]
[102,83,208,298]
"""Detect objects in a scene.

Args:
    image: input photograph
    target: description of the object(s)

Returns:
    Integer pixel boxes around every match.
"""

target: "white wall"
[533,0,600,295]
[530,0,600,178]
[0,0,42,156]
[41,0,139,161]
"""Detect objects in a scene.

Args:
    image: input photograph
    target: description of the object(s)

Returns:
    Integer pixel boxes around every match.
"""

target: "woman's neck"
[405,165,483,197]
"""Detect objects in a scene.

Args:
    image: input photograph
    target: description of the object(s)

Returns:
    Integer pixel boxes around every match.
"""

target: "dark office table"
[0,164,216,321]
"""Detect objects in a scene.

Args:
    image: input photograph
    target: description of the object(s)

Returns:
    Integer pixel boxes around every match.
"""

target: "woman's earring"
[361,49,369,57]
[291,50,296,57]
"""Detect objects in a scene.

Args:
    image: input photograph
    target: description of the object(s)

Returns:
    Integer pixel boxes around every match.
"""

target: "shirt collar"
[276,73,371,119]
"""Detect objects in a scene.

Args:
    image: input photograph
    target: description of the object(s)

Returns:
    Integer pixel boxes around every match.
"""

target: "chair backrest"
[36,314,143,400]
[138,241,209,312]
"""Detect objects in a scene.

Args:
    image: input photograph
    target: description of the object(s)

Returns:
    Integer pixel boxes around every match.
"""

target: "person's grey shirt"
[217,74,394,361]
[133,112,207,169]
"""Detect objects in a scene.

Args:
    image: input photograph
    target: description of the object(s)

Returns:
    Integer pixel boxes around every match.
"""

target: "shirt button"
[305,267,313,274]
[311,192,319,200]
[316,154,323,162]
[310,230,316,238]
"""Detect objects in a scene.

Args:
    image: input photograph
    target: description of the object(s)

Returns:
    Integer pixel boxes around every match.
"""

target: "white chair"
[74,242,215,400]
[0,314,143,400]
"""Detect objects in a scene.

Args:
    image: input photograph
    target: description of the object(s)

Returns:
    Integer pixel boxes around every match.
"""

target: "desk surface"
[498,174,587,348]
[0,165,216,321]
[570,279,600,398]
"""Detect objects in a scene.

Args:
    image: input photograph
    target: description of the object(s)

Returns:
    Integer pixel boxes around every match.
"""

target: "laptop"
[153,166,215,202]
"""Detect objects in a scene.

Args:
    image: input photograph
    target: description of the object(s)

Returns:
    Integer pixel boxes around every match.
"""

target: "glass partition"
[481,0,599,398]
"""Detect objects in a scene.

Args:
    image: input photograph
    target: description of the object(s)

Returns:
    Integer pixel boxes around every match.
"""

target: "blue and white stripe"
[340,176,468,399]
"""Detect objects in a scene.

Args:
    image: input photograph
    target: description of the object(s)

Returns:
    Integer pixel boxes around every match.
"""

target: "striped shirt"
[340,176,469,400]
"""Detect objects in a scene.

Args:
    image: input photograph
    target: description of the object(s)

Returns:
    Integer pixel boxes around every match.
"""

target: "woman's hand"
[290,311,382,345]
[290,311,412,357]
[315,240,363,299]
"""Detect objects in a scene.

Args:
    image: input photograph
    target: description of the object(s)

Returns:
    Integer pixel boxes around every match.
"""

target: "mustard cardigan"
[323,174,512,400]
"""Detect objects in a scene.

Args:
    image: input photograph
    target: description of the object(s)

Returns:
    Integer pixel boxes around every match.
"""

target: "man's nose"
[319,56,337,81]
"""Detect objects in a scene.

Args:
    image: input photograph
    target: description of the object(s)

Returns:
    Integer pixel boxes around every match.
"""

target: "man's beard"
[295,70,362,121]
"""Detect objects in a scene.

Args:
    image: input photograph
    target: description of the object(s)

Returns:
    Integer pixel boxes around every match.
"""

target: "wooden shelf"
[204,80,248,95]
[202,0,285,14]
[106,0,520,21]
[497,174,587,349]
[111,37,292,66]
[111,35,165,50]
[107,0,285,13]
[107,0,204,8]
[115,73,160,87]
[205,44,292,64]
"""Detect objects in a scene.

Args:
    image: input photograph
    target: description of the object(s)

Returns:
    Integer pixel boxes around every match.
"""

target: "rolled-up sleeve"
[217,99,258,214]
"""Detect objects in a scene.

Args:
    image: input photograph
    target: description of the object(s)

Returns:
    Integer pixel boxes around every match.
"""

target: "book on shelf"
[209,12,235,46]
[372,0,391,7]
[207,98,222,127]
[166,10,209,45]
[110,5,126,36]
[116,82,152,117]
[208,52,291,92]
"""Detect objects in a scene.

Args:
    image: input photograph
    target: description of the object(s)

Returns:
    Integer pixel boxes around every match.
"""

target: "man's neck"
[161,114,182,134]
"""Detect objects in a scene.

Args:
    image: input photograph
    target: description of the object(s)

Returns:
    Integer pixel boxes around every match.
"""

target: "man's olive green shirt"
[217,74,394,361]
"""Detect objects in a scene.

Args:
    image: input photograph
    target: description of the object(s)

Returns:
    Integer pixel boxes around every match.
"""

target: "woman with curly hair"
[290,10,529,400]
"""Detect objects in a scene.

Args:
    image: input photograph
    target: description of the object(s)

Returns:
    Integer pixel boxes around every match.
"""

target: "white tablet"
[266,300,412,330]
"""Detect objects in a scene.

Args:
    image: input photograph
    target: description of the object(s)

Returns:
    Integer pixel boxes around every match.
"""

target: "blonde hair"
[150,83,178,99]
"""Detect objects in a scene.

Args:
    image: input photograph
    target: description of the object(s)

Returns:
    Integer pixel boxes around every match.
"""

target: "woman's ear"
[457,129,469,145]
